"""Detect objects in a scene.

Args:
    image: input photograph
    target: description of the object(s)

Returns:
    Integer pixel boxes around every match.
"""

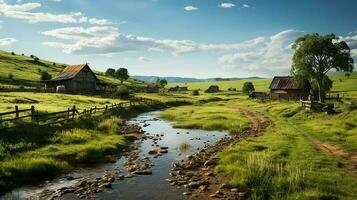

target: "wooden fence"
[0,98,161,125]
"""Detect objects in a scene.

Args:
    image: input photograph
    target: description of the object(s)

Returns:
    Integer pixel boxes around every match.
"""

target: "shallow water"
[2,111,228,200]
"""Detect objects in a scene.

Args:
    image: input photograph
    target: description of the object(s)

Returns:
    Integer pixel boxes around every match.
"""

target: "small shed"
[269,76,310,100]
[146,84,159,93]
[42,64,99,93]
[205,85,219,93]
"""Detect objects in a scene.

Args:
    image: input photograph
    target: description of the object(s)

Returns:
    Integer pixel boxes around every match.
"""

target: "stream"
[2,111,228,200]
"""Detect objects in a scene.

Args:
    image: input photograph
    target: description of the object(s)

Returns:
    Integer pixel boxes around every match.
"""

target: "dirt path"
[169,108,271,200]
[314,141,357,173]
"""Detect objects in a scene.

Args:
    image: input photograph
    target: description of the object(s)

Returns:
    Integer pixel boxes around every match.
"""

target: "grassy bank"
[160,103,250,134]
[0,103,160,193]
[157,94,357,199]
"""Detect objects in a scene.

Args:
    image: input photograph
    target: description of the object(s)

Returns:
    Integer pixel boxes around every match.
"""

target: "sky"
[0,0,356,78]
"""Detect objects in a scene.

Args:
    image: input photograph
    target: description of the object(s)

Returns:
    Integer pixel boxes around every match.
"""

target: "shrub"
[8,73,13,80]
[242,82,255,94]
[11,52,15,55]
[38,68,42,73]
[52,63,56,66]
[192,90,200,96]
[115,85,130,98]
[34,57,39,62]
[21,53,24,56]
[105,68,115,76]
[40,71,52,81]
[346,100,357,111]
[30,54,35,58]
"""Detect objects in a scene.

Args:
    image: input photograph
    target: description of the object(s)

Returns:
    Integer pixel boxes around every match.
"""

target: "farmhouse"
[269,76,310,100]
[146,84,159,93]
[205,85,219,93]
[42,64,99,93]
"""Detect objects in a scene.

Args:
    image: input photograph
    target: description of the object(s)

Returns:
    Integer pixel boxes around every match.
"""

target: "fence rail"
[0,97,161,125]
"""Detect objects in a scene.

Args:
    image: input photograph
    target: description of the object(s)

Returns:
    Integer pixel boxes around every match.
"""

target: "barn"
[205,85,219,93]
[269,76,310,100]
[42,64,99,93]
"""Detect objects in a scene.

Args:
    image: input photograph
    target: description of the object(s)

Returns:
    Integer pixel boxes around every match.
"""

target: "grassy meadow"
[160,95,357,199]
[167,72,357,94]
[0,92,126,113]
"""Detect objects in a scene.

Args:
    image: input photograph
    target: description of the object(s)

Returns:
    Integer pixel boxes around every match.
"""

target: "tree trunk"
[317,78,324,102]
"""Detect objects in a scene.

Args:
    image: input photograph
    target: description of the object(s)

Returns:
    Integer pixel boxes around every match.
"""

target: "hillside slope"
[0,50,145,89]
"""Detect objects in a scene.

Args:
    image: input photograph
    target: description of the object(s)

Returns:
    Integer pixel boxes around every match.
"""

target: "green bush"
[346,100,357,111]
[40,71,52,81]
[8,73,13,80]
[192,90,200,96]
[115,85,130,98]
[242,82,255,94]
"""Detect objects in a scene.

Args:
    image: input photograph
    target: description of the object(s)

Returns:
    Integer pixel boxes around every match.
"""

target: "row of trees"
[105,68,129,84]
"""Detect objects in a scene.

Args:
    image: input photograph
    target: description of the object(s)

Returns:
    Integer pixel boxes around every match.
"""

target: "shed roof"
[49,64,99,82]
[269,76,305,90]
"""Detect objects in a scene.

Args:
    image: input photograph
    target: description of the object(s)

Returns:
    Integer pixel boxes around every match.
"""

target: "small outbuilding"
[42,63,99,93]
[205,85,219,93]
[269,76,310,100]
[146,84,159,93]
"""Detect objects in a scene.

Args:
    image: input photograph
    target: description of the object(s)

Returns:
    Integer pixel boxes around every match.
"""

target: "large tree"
[115,68,129,84]
[105,68,116,77]
[156,78,168,88]
[291,33,354,102]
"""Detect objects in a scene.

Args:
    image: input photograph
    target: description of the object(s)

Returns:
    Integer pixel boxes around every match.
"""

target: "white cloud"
[0,1,111,24]
[220,3,235,8]
[41,26,266,55]
[242,4,250,8]
[184,6,198,11]
[219,30,305,75]
[0,38,17,46]
[138,56,151,62]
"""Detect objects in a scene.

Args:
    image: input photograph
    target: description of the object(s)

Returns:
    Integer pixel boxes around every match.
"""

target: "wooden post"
[36,111,39,123]
[31,105,35,121]
[94,106,97,113]
[15,106,19,119]
[105,105,108,112]
[72,106,76,120]
[67,108,70,119]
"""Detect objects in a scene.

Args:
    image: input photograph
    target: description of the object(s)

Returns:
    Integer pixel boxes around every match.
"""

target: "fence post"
[94,106,97,113]
[31,105,35,121]
[105,105,108,112]
[36,110,39,123]
[15,105,19,119]
[68,108,70,119]
[72,106,76,120]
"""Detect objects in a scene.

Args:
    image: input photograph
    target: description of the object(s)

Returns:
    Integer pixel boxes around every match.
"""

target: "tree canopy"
[105,68,115,77]
[156,78,168,88]
[291,33,354,101]
[40,71,52,81]
[114,68,129,84]
[242,82,255,94]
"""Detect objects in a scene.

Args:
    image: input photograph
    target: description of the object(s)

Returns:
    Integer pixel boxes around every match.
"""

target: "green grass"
[0,107,148,191]
[160,104,250,134]
[158,95,357,199]
[0,92,127,113]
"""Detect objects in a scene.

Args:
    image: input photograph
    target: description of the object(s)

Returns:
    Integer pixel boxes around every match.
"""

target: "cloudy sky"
[0,0,356,78]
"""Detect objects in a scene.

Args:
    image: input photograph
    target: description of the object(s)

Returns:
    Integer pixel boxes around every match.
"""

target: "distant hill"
[132,75,263,83]
[0,50,145,89]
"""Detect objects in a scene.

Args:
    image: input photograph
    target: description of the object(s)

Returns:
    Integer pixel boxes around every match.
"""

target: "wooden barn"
[205,85,219,93]
[42,64,99,93]
[269,76,310,100]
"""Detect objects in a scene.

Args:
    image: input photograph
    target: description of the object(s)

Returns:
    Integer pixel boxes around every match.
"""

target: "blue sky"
[0,0,356,78]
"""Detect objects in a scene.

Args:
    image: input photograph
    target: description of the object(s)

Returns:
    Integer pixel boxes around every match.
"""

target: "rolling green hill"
[0,50,145,89]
